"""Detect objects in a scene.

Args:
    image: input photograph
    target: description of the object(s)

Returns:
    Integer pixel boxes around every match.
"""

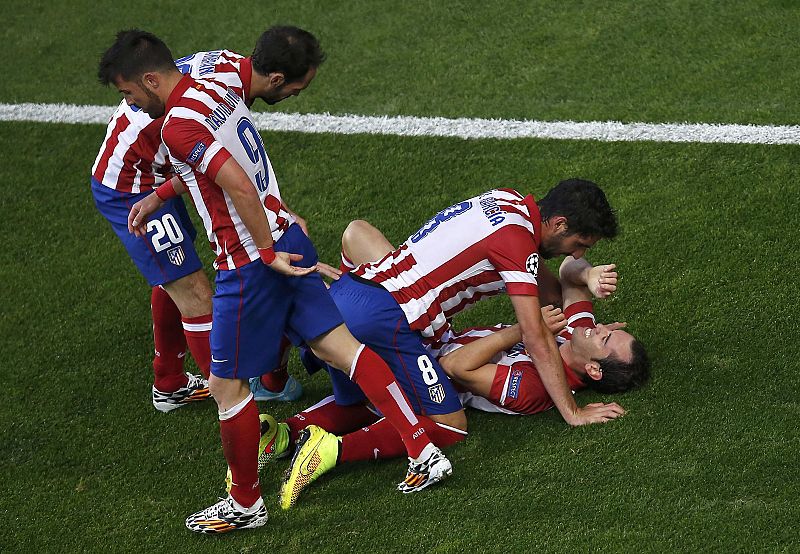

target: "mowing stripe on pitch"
[2,102,800,145]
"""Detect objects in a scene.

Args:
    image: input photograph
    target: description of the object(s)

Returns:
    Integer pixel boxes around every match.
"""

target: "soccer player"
[99,29,451,534]
[91,26,332,411]
[275,182,625,507]
[431,255,651,416]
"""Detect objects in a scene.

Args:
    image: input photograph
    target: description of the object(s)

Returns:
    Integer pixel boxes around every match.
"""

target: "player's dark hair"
[251,26,326,83]
[98,29,176,85]
[584,339,651,394]
[538,179,618,239]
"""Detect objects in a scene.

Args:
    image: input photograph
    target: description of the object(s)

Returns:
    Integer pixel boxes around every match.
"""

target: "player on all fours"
[91,25,336,412]
[272,182,624,507]
[430,255,651,416]
[100,29,451,534]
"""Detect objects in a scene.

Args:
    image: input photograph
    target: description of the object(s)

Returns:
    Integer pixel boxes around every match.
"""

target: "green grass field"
[2,1,800,552]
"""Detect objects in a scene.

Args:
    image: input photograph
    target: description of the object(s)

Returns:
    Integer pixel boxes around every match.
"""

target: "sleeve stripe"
[498,270,536,284]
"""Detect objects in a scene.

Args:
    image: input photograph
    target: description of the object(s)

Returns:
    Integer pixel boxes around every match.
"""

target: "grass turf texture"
[1,120,798,551]
[3,0,800,125]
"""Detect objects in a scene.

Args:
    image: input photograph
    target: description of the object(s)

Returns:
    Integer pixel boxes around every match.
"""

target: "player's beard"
[141,87,166,118]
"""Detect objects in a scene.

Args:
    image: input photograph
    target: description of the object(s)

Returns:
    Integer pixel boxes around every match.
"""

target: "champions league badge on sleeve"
[525,253,539,278]
[167,245,186,266]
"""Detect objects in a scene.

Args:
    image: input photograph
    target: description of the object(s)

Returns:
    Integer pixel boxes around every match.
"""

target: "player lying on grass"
[248,253,648,508]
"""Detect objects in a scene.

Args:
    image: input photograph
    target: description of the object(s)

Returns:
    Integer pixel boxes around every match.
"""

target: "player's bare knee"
[430,410,468,433]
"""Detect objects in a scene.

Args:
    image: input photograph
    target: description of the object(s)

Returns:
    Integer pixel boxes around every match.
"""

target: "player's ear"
[584,361,603,381]
[141,72,160,90]
[551,216,568,233]
[269,72,286,88]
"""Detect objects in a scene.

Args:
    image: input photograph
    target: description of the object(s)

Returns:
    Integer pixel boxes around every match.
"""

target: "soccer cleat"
[152,372,210,412]
[185,495,268,534]
[279,425,339,510]
[397,444,452,494]
[249,375,303,402]
[258,413,291,472]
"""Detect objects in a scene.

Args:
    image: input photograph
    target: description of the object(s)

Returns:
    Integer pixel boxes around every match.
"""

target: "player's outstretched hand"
[587,264,618,299]
[268,252,317,277]
[316,262,342,281]
[568,402,626,426]
[541,305,567,334]
[127,192,165,237]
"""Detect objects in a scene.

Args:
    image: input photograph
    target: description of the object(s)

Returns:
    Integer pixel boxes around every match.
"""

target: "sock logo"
[412,427,426,440]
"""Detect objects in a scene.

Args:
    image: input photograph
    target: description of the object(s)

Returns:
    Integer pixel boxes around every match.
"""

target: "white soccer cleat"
[397,444,452,493]
[185,495,268,534]
[152,372,210,412]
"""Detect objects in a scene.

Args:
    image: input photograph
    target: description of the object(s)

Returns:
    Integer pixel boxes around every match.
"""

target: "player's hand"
[316,261,342,281]
[268,252,317,277]
[128,192,165,237]
[566,402,626,426]
[541,305,567,334]
[587,264,618,299]
[292,213,310,237]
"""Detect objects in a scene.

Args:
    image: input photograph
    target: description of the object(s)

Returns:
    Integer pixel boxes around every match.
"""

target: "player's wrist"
[258,245,276,265]
[155,181,179,202]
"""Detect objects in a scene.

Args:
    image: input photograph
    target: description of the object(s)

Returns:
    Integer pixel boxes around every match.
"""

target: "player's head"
[97,29,178,118]
[537,179,618,259]
[251,25,326,105]
[570,324,651,393]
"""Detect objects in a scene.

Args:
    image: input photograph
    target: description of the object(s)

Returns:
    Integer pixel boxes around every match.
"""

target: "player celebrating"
[275,182,624,507]
[99,29,451,534]
[91,26,330,412]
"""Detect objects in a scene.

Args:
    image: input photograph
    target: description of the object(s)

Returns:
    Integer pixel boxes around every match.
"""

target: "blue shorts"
[325,274,462,416]
[91,178,202,287]
[210,224,344,380]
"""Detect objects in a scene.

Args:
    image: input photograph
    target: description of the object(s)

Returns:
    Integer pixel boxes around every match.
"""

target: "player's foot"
[152,373,210,413]
[279,425,340,510]
[249,375,303,402]
[258,413,292,471]
[185,495,268,534]
[397,444,452,494]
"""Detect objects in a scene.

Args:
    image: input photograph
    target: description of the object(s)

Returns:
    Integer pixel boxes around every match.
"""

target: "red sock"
[340,415,467,462]
[182,314,212,379]
[260,336,291,392]
[151,286,188,392]
[285,395,379,444]
[349,346,429,459]
[219,396,261,507]
[339,252,356,273]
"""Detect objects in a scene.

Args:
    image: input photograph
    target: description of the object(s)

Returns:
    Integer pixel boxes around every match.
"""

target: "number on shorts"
[147,213,185,252]
[417,355,439,386]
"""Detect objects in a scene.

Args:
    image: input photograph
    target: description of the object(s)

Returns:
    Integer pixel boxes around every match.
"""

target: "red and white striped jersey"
[91,50,253,193]
[353,188,542,341]
[161,74,292,270]
[430,300,595,415]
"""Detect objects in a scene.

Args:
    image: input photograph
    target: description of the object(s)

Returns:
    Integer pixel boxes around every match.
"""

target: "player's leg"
[340,219,394,269]
[185,261,290,533]
[91,180,210,410]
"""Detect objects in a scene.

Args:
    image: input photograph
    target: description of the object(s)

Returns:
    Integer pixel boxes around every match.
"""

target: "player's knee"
[341,219,371,255]
[430,410,468,433]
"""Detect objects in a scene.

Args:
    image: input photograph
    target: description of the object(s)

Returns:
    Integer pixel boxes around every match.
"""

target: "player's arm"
[510,294,623,425]
[439,326,521,376]
[128,176,187,236]
[559,255,618,299]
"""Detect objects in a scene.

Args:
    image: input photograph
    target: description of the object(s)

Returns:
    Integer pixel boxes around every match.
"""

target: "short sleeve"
[162,117,231,181]
[486,225,540,296]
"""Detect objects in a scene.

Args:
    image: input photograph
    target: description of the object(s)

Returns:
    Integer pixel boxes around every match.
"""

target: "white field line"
[2,102,800,145]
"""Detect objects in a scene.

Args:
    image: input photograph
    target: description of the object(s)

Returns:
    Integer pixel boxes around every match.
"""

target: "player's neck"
[559,342,586,377]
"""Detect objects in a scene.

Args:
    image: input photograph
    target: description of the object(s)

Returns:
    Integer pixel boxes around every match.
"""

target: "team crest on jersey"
[525,253,539,277]
[428,384,446,404]
[507,369,524,399]
[167,246,186,266]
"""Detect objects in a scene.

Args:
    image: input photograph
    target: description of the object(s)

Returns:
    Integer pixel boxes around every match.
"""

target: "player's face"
[540,231,599,259]
[572,324,634,364]
[114,76,166,119]
[261,67,317,105]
